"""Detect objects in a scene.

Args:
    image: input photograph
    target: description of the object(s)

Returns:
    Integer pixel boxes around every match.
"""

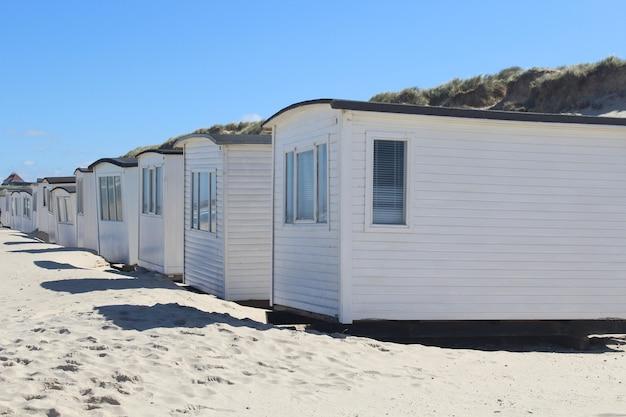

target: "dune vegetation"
[124,57,625,158]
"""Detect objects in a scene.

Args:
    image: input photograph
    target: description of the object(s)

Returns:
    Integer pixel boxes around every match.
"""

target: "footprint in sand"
[85,395,121,406]
[0,406,15,415]
[55,360,81,372]
[23,394,46,401]
[192,376,234,385]
[78,336,98,344]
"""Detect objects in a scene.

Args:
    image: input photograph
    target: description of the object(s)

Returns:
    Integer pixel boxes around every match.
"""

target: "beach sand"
[0,228,625,416]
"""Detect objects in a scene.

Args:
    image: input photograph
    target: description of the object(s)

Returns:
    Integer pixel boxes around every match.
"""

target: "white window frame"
[77,178,84,216]
[283,136,329,226]
[98,175,123,222]
[141,165,163,217]
[46,187,53,213]
[365,131,412,233]
[189,169,217,235]
[57,196,73,225]
[23,196,30,219]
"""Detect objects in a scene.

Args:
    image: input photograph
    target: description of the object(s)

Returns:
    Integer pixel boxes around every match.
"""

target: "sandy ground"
[1,228,626,416]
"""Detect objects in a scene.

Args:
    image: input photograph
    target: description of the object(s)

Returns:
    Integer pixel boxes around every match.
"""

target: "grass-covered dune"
[125,57,625,157]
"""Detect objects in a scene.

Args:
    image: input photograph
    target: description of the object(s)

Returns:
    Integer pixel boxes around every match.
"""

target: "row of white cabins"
[3,98,626,324]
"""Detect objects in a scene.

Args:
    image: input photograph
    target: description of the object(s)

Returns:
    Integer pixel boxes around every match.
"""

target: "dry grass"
[370,56,626,113]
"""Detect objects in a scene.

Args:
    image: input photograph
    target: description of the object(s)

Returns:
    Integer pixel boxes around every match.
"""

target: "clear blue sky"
[1,0,625,181]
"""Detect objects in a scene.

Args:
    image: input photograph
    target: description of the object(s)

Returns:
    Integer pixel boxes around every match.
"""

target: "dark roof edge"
[263,98,626,127]
[10,188,33,195]
[51,185,77,194]
[88,157,138,170]
[40,176,76,184]
[135,148,183,158]
[74,167,93,174]
[262,99,333,127]
[172,133,271,147]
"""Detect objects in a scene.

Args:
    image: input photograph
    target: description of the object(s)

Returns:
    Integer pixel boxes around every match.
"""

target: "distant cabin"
[173,133,272,301]
[264,98,626,324]
[35,176,76,242]
[8,188,36,233]
[75,167,99,253]
[88,157,139,265]
[136,149,184,276]
[50,185,77,247]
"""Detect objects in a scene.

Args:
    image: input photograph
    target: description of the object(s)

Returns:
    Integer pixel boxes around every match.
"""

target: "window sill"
[141,213,163,218]
[364,223,412,233]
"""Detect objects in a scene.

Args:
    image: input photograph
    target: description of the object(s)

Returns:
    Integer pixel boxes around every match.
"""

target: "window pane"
[191,173,198,229]
[373,140,406,225]
[316,144,328,223]
[77,179,83,215]
[107,176,116,221]
[199,172,209,231]
[296,150,314,220]
[285,152,294,223]
[142,168,149,214]
[43,187,47,206]
[57,198,63,222]
[149,169,154,213]
[114,176,123,221]
[99,177,109,221]
[210,172,217,233]
[155,166,162,215]
[64,198,69,223]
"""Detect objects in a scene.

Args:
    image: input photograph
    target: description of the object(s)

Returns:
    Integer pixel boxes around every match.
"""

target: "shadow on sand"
[11,247,87,255]
[34,260,84,270]
[95,303,272,332]
[4,241,41,245]
[39,275,625,353]
[41,275,176,294]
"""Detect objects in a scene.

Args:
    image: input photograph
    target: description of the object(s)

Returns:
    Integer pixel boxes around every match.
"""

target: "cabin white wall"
[76,172,99,252]
[272,105,341,318]
[138,154,166,272]
[163,154,184,275]
[184,140,225,297]
[0,196,8,227]
[224,144,272,300]
[12,192,35,233]
[125,168,139,265]
[348,111,626,321]
[95,164,138,265]
[34,184,47,234]
[53,190,77,247]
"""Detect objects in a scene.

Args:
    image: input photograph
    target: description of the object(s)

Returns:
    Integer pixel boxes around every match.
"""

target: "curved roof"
[88,157,138,170]
[40,176,75,184]
[51,185,76,194]
[74,167,93,174]
[135,148,183,158]
[263,98,626,127]
[172,133,271,148]
[10,188,32,196]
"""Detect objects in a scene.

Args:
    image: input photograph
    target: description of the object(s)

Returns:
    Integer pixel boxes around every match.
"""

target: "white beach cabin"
[264,98,626,324]
[50,185,77,247]
[0,191,9,227]
[173,133,272,301]
[88,157,139,265]
[9,188,36,233]
[74,167,99,252]
[136,149,184,276]
[36,177,76,242]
